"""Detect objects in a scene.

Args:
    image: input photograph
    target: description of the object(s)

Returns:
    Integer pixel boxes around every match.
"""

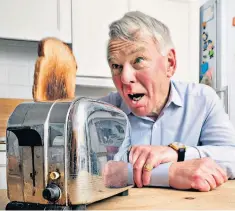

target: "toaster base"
[6,190,129,210]
[5,201,86,210]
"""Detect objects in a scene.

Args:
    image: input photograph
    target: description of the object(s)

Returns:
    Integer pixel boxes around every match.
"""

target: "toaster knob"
[42,184,61,202]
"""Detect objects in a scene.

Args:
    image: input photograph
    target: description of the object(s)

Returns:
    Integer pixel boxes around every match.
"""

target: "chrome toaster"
[5,97,132,210]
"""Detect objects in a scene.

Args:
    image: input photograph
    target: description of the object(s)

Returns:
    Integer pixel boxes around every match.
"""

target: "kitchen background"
[1,0,235,189]
[0,0,200,99]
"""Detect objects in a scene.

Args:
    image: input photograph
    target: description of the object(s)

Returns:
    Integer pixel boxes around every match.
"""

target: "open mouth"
[128,93,145,101]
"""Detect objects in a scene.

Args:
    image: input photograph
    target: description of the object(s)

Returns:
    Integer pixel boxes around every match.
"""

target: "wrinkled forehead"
[107,38,151,62]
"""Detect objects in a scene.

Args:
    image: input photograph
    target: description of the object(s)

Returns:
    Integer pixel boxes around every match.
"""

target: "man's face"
[108,37,176,116]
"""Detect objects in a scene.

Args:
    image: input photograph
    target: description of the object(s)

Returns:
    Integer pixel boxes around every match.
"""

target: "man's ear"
[166,49,176,77]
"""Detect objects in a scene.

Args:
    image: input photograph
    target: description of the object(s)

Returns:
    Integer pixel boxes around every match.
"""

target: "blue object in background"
[200,62,209,80]
[200,0,216,88]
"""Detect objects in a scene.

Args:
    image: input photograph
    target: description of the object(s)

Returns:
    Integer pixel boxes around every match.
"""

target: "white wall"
[223,0,235,126]
[200,0,209,6]
[188,0,200,84]
[0,39,37,99]
[0,39,114,99]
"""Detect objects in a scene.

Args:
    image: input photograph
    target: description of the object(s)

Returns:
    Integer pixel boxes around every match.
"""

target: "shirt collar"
[119,80,183,115]
[167,80,183,108]
[120,99,131,115]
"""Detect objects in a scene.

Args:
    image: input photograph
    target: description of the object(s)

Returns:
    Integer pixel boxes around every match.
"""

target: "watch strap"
[178,147,186,162]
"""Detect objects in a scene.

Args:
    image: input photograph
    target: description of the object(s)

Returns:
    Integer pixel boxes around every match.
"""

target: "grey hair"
[107,11,174,57]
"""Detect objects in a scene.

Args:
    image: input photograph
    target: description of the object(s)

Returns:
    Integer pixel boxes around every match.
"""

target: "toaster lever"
[42,184,61,202]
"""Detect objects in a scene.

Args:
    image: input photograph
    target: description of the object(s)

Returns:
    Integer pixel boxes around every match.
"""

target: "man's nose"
[121,64,136,84]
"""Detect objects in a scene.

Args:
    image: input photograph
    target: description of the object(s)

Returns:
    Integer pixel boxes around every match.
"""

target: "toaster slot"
[7,126,44,146]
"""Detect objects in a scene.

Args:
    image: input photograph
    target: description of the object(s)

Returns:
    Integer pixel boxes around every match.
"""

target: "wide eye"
[134,57,144,64]
[111,64,123,75]
[111,64,119,69]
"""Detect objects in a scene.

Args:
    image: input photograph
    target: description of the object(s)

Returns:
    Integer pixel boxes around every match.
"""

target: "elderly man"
[101,11,235,192]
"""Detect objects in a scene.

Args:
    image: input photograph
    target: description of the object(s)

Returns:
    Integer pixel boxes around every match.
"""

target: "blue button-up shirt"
[100,80,235,187]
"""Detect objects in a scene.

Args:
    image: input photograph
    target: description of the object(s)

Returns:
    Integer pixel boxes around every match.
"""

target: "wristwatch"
[168,142,186,162]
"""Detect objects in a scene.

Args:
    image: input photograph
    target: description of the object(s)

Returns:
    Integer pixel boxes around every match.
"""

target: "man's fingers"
[133,151,148,188]
[205,174,217,190]
[191,177,211,192]
[129,146,134,164]
[142,154,158,186]
[216,165,228,182]
[211,169,226,187]
[192,171,220,192]
[129,146,150,164]
[129,146,141,164]
[198,180,211,192]
[142,169,152,186]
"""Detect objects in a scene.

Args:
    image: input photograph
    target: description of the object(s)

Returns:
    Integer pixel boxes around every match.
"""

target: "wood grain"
[0,98,32,138]
[1,181,235,210]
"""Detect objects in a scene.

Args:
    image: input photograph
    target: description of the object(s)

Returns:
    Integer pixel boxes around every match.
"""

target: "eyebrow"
[108,55,115,63]
[108,46,146,63]
[127,46,146,56]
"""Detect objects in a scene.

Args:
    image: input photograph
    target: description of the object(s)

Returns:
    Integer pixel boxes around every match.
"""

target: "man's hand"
[169,157,228,192]
[129,145,178,187]
[102,160,128,188]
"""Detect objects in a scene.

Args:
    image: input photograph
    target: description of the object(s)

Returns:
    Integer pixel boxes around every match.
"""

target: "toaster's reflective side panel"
[47,102,71,205]
[7,132,24,202]
[7,102,54,203]
[21,146,45,203]
[66,98,131,205]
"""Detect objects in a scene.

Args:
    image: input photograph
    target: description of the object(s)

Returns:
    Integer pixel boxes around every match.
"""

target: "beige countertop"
[1,180,235,210]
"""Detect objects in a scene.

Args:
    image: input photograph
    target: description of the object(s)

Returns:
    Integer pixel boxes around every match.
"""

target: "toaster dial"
[42,184,61,202]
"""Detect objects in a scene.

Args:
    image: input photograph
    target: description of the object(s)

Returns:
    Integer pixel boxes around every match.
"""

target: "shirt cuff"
[127,163,134,185]
[185,146,201,160]
[127,162,172,187]
[149,162,172,187]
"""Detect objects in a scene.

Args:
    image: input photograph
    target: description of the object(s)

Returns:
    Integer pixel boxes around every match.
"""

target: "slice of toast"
[32,37,77,102]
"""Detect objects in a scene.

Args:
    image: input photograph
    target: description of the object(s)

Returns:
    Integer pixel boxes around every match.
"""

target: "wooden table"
[0,98,31,138]
[1,181,235,210]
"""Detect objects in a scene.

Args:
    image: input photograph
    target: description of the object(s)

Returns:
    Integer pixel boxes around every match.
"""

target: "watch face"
[170,142,186,150]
